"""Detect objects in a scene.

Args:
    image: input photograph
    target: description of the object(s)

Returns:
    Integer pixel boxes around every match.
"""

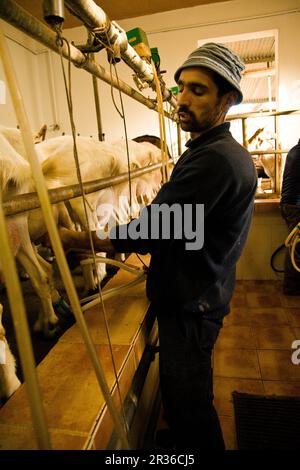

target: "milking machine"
[43,0,65,25]
[285,221,300,272]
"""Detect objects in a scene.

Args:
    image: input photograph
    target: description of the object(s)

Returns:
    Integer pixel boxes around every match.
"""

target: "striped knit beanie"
[174,42,245,104]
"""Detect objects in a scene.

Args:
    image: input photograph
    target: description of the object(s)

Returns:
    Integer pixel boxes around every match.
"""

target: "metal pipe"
[3,162,166,217]
[64,0,177,108]
[0,193,51,449]
[228,109,300,121]
[241,117,248,148]
[249,149,288,155]
[267,75,273,112]
[43,0,65,25]
[274,114,279,193]
[243,67,275,78]
[0,0,174,119]
[177,122,182,156]
[65,0,154,83]
[91,53,104,141]
[81,272,146,312]
[47,50,60,129]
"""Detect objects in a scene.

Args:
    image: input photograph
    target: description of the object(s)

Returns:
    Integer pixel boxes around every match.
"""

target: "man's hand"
[43,227,115,253]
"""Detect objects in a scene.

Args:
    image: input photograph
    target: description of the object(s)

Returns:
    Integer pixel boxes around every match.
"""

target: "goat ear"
[34,124,47,143]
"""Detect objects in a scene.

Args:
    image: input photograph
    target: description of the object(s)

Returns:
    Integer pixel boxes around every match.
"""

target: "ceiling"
[224,37,276,105]
[15,0,230,26]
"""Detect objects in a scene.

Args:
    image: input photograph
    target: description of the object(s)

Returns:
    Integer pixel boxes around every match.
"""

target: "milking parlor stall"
[0,0,179,450]
[0,0,300,452]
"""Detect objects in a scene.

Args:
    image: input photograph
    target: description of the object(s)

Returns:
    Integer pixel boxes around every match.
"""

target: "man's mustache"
[176,106,194,116]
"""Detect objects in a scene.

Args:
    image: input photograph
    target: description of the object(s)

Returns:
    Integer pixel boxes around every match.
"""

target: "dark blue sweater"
[281,139,300,206]
[110,122,257,318]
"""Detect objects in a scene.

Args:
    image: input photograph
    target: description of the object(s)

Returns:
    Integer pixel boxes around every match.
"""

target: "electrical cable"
[270,243,285,273]
[105,32,133,220]
[104,32,150,270]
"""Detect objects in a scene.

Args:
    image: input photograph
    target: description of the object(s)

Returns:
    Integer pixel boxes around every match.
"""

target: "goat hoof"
[33,323,61,340]
[45,323,61,339]
[53,298,73,320]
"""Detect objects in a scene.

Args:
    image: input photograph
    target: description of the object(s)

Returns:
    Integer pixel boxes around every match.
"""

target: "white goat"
[0,127,158,290]
[0,129,163,400]
[0,124,48,159]
[0,134,60,335]
[36,136,162,290]
[0,304,21,400]
[0,133,62,400]
[108,138,162,221]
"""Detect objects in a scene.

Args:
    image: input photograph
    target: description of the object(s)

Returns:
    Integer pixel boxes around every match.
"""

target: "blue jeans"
[156,306,225,450]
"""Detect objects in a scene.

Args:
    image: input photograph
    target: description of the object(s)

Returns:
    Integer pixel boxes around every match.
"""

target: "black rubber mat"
[232,391,300,450]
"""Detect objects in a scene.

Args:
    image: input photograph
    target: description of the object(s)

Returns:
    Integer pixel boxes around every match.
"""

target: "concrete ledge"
[0,254,158,450]
[254,198,280,213]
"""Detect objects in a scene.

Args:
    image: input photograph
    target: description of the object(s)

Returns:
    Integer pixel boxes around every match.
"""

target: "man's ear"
[224,91,238,111]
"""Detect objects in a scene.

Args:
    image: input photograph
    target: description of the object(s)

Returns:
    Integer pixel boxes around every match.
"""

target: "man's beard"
[177,105,223,133]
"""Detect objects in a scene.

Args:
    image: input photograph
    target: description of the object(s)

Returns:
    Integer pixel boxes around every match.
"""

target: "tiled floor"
[214,280,300,449]
[154,280,300,450]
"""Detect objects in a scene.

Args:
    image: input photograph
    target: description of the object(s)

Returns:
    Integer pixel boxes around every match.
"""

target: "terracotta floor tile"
[263,380,300,396]
[252,326,296,349]
[233,281,246,294]
[258,349,300,380]
[246,293,282,308]
[213,377,264,416]
[280,294,300,308]
[231,292,247,308]
[285,308,300,327]
[249,307,289,326]
[214,349,261,379]
[223,307,251,326]
[0,425,86,450]
[242,280,280,294]
[219,415,237,450]
[294,327,300,339]
[215,326,256,349]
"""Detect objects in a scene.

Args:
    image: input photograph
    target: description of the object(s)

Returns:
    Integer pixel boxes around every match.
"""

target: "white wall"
[0,20,44,132]
[237,210,288,280]
[48,26,162,141]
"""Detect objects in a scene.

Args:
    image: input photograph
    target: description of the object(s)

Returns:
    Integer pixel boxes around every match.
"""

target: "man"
[280,139,300,294]
[58,43,257,450]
